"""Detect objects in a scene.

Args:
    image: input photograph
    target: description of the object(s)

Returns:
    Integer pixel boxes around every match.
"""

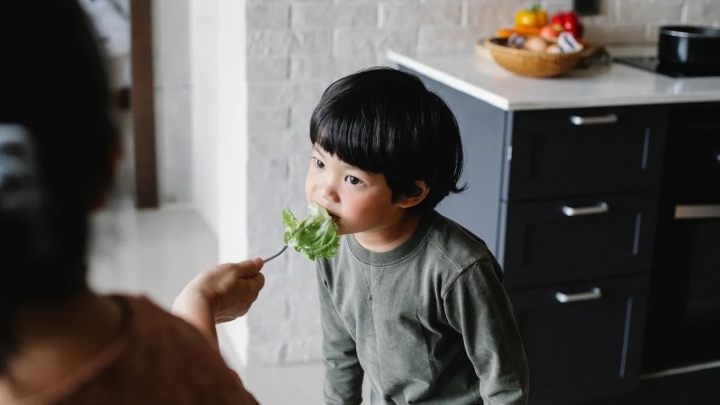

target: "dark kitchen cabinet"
[506,106,667,201]
[510,276,649,405]
[406,70,665,405]
[501,193,658,289]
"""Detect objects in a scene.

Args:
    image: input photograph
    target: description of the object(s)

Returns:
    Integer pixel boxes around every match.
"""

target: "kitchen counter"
[387,46,720,111]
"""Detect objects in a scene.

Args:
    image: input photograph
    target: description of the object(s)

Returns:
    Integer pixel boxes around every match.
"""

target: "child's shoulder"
[423,212,493,272]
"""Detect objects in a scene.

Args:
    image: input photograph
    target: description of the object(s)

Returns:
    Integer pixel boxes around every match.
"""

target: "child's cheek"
[304,171,313,202]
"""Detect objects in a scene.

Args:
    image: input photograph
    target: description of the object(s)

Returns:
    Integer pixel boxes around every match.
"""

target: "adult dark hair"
[309,67,466,213]
[0,0,119,371]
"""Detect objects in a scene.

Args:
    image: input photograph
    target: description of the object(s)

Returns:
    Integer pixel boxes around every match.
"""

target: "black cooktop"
[614,56,720,78]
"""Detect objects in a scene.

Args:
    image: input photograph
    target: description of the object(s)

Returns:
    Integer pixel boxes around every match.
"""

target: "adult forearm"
[172,291,219,352]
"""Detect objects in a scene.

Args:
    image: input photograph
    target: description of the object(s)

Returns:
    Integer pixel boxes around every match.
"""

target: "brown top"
[13,295,258,405]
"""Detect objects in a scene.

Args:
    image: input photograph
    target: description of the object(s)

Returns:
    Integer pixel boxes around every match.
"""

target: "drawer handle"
[675,204,720,219]
[562,202,609,216]
[570,114,618,125]
[556,288,603,303]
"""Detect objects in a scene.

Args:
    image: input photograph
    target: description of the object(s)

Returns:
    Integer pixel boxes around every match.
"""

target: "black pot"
[659,25,720,66]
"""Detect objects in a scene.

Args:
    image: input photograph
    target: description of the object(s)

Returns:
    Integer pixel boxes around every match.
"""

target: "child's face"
[305,145,406,236]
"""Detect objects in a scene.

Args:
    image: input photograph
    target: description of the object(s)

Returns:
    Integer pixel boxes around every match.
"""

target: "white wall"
[154,0,192,205]
[217,0,250,367]
[190,0,249,365]
[190,0,220,235]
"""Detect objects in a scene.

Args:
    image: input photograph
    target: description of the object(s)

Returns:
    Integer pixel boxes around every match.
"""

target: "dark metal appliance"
[642,103,720,374]
[614,25,720,78]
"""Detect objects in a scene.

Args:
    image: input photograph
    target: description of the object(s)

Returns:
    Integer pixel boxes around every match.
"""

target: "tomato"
[550,11,584,39]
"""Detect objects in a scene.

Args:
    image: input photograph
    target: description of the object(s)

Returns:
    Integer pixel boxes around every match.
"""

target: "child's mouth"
[315,202,339,222]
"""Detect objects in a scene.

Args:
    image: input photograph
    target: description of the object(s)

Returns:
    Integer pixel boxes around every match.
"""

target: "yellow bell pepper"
[515,4,547,29]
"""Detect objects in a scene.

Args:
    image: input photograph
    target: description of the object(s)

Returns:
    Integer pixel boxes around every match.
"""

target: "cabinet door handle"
[562,202,609,216]
[675,204,720,219]
[570,114,618,125]
[556,288,603,303]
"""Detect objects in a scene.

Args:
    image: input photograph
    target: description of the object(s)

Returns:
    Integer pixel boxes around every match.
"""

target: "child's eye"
[313,157,325,169]
[345,176,362,185]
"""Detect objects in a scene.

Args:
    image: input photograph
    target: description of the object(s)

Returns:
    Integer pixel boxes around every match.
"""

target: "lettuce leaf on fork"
[282,202,340,261]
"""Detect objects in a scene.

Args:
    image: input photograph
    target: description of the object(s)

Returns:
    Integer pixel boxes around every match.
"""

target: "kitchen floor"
[89,203,369,404]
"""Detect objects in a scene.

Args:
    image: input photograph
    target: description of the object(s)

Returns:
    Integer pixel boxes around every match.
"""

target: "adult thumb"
[236,258,264,278]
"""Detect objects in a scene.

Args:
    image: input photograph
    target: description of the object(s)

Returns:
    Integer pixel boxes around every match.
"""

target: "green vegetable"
[282,202,340,261]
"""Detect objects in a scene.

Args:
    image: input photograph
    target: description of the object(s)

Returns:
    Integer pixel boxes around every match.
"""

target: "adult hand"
[177,258,266,323]
[172,258,265,349]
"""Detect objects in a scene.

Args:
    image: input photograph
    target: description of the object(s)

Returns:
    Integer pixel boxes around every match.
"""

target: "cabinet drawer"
[505,105,667,201]
[500,194,658,289]
[509,276,649,405]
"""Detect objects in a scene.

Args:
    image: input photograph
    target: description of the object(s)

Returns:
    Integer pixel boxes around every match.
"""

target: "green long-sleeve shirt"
[316,211,529,405]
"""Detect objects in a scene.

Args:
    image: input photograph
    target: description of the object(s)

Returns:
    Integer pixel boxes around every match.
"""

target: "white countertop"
[387,46,720,111]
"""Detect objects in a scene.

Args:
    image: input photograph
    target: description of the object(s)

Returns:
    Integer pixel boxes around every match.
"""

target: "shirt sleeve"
[442,252,530,405]
[316,261,364,405]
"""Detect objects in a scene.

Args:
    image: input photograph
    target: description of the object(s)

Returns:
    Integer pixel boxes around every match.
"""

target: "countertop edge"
[387,50,510,110]
[386,49,720,111]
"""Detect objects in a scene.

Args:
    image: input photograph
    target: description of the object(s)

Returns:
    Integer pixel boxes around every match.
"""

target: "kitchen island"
[388,48,720,405]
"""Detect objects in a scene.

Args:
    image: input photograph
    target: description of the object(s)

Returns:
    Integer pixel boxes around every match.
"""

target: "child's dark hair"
[309,67,466,213]
[0,0,119,372]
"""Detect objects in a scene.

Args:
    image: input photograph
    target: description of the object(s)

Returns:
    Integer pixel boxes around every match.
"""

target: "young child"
[306,67,529,405]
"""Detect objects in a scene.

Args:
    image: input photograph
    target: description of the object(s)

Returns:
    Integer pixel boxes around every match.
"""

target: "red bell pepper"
[550,11,584,39]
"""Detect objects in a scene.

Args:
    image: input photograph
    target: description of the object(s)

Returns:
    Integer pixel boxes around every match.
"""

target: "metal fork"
[263,245,288,263]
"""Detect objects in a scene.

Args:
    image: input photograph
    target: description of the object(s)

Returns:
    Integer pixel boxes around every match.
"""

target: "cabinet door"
[509,276,649,405]
[506,105,667,201]
[501,193,657,290]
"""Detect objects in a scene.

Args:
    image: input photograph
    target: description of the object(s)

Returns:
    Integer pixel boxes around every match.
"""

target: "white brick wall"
[245,0,720,366]
[247,5,291,30]
[248,29,332,57]
[380,3,463,28]
[334,28,418,55]
[292,3,378,28]
[614,0,685,23]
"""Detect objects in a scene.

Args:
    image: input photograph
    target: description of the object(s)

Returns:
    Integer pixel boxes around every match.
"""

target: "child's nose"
[319,180,340,202]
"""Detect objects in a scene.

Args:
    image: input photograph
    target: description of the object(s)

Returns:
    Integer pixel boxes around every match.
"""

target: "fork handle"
[263,245,288,263]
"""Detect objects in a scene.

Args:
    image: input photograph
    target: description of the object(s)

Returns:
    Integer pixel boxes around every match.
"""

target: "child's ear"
[397,181,430,209]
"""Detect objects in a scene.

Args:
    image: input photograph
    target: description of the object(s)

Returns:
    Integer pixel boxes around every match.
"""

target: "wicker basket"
[483,37,584,77]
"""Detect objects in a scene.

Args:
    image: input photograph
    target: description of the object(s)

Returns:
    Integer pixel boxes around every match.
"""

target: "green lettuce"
[282,202,340,261]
